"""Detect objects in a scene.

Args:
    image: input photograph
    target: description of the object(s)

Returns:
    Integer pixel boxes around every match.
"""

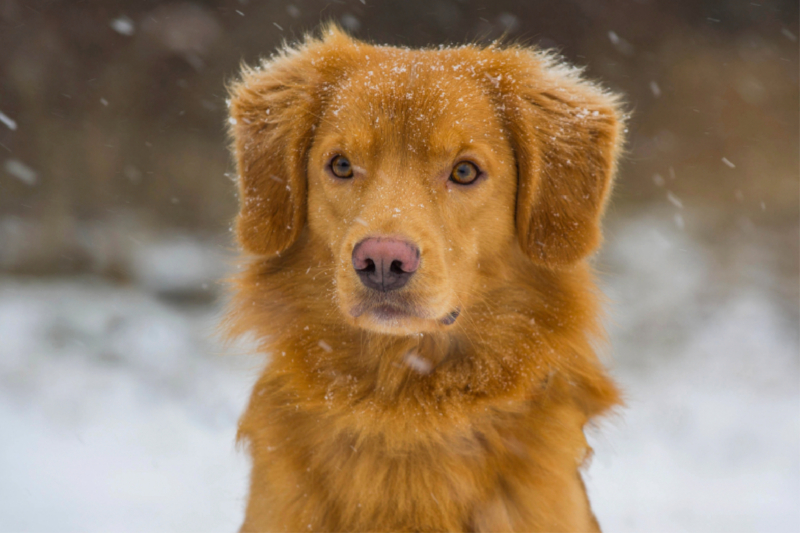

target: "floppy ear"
[492,51,625,267]
[227,38,330,256]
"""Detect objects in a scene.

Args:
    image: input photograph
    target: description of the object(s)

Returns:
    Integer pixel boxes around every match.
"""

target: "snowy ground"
[0,211,797,532]
[587,211,799,532]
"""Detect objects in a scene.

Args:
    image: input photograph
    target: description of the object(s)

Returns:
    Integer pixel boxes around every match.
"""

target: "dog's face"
[228,28,623,335]
[306,60,516,333]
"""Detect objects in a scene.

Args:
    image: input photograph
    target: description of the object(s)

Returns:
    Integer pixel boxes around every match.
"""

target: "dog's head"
[228,27,623,335]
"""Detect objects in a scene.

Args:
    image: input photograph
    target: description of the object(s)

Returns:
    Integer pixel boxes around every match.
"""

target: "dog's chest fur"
[232,261,616,532]
[242,361,595,531]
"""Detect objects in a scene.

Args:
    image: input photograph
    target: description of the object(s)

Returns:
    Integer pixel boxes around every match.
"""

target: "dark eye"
[450,161,480,185]
[330,155,353,179]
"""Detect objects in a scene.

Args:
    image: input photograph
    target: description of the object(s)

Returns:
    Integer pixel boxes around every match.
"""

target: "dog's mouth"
[350,297,460,327]
[350,298,420,321]
[370,304,414,321]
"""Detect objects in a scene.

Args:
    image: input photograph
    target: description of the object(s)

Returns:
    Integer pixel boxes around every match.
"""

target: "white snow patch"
[404,352,432,375]
[0,110,17,131]
[666,191,683,209]
[0,279,261,532]
[128,236,229,295]
[587,211,799,532]
[4,159,37,185]
[340,13,361,32]
[649,80,661,98]
[608,31,634,56]
[110,16,135,36]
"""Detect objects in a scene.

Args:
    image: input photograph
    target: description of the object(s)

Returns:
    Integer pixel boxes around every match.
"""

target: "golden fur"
[224,26,625,532]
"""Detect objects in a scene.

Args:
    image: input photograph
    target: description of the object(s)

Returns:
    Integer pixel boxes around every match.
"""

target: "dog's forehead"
[319,48,504,154]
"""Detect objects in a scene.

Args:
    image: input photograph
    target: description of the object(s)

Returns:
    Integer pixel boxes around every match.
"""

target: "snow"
[128,235,229,297]
[286,5,301,19]
[0,110,17,131]
[650,80,662,98]
[340,14,361,32]
[667,191,684,209]
[0,280,261,532]
[608,30,635,56]
[4,159,38,186]
[587,212,799,532]
[110,16,135,37]
[0,211,797,531]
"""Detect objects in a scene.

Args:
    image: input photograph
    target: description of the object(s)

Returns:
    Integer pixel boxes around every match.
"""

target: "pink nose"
[352,237,420,292]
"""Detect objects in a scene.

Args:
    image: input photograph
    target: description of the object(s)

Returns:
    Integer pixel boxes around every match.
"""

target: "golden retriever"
[224,25,624,532]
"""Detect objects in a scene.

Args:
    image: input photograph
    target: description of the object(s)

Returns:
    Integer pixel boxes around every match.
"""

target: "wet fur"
[225,26,624,532]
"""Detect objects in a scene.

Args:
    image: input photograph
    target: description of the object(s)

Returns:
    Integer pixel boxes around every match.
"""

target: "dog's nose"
[352,238,420,292]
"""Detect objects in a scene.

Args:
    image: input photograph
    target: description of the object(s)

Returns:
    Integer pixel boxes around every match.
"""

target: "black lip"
[371,304,411,321]
[351,293,419,320]
[350,299,429,322]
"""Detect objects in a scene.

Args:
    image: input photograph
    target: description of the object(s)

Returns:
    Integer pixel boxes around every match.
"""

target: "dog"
[224,25,624,532]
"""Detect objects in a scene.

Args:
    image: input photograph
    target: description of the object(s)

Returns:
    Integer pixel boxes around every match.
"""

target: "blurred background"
[0,0,797,531]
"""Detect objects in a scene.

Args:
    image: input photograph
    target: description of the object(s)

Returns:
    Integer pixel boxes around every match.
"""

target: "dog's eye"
[450,161,480,185]
[330,155,354,179]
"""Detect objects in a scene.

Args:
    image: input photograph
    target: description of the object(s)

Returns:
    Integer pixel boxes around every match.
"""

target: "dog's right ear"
[227,27,356,256]
[480,49,625,268]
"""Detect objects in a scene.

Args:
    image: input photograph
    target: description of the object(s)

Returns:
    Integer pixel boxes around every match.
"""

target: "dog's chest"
[305,410,504,528]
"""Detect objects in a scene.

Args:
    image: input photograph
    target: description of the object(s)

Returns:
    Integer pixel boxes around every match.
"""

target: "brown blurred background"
[0,0,797,281]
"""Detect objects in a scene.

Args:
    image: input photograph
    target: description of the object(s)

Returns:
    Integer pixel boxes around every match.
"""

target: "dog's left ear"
[227,51,317,256]
[227,27,356,256]
[489,51,625,267]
